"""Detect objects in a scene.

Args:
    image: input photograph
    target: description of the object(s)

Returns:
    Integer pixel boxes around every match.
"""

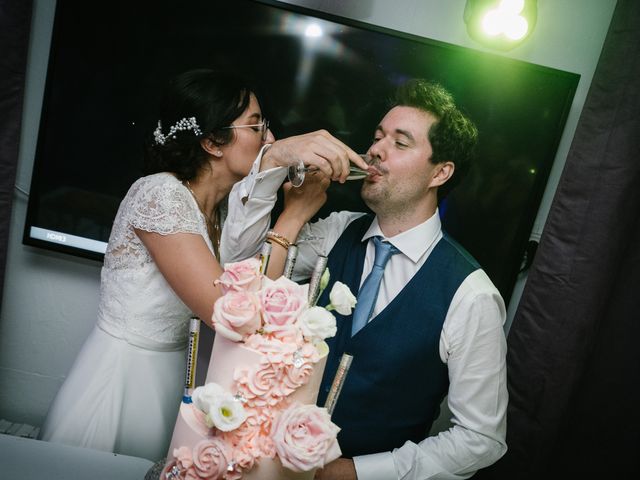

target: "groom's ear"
[428,161,454,188]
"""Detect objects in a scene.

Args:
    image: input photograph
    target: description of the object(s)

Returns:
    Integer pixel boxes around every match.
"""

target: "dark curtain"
[478,0,640,478]
[0,0,33,313]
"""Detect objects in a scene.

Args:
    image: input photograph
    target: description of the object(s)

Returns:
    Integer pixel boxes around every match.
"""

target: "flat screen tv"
[24,0,579,303]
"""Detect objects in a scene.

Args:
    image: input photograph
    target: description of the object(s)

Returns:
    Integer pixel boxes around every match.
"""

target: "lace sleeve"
[127,176,202,236]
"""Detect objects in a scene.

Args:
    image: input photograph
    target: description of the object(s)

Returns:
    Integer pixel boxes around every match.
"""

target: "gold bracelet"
[266,230,291,250]
[267,235,289,250]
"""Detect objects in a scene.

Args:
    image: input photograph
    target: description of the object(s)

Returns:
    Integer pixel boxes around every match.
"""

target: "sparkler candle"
[324,353,353,415]
[308,255,328,307]
[259,240,272,274]
[283,244,299,279]
[182,317,200,403]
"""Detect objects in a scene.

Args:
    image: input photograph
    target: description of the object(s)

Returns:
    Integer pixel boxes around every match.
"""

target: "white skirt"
[39,326,186,461]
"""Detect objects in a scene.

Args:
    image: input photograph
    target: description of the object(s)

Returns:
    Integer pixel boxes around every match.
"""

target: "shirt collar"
[361,210,442,263]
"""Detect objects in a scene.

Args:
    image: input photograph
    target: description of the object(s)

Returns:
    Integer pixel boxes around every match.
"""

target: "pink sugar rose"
[216,258,262,294]
[218,406,266,453]
[276,343,317,395]
[257,433,277,459]
[232,447,256,471]
[260,277,307,329]
[266,323,304,344]
[213,290,261,342]
[244,334,298,364]
[192,438,231,479]
[221,424,259,471]
[281,343,319,394]
[174,446,194,471]
[282,361,314,396]
[271,403,341,472]
[235,360,285,408]
[162,446,197,479]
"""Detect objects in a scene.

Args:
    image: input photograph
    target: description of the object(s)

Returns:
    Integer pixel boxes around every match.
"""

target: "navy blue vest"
[316,215,479,457]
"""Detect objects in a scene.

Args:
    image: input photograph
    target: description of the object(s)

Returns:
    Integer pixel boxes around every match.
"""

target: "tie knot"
[372,236,399,268]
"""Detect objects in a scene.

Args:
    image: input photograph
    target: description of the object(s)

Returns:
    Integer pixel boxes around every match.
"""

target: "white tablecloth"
[0,433,154,479]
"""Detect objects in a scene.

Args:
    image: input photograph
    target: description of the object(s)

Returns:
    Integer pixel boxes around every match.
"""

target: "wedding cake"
[162,257,356,480]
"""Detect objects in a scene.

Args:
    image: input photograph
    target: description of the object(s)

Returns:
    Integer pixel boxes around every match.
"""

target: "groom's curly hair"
[392,79,478,199]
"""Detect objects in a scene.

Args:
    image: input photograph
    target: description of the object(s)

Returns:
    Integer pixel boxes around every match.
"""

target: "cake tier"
[206,334,328,405]
[166,403,315,480]
[165,333,330,479]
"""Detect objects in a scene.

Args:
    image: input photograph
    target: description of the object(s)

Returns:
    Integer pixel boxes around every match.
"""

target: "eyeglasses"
[224,118,270,141]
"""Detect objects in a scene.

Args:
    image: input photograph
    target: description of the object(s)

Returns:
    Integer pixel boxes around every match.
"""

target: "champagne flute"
[288,154,371,187]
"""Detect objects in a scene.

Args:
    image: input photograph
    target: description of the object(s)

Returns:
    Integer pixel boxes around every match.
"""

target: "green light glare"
[502,0,525,14]
[481,0,529,40]
[505,16,528,39]
[482,10,504,36]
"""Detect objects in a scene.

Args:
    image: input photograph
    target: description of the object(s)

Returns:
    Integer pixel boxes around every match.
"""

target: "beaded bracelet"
[266,230,291,250]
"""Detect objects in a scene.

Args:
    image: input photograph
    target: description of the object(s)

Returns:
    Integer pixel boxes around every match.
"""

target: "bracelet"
[266,230,291,250]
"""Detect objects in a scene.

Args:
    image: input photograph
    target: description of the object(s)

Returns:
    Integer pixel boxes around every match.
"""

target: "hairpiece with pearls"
[153,117,203,145]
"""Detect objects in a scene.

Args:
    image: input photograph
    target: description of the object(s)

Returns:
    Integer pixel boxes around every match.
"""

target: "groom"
[222,79,508,480]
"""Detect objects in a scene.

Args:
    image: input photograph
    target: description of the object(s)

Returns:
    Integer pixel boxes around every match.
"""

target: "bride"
[38,68,364,461]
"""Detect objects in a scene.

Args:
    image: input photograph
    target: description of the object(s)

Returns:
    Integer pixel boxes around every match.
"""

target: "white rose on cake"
[192,383,247,432]
[326,281,357,315]
[298,306,336,341]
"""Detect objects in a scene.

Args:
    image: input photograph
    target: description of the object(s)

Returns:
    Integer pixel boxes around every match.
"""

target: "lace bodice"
[98,173,214,348]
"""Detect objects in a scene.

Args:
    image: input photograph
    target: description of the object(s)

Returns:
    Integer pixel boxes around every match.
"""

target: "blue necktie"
[351,236,399,336]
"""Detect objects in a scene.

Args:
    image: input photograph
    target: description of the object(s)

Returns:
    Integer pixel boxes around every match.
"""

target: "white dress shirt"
[220,152,508,480]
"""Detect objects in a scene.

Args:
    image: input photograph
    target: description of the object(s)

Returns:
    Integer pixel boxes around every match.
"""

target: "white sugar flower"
[327,281,357,315]
[299,306,337,341]
[192,382,247,432]
[192,383,226,414]
[206,393,247,432]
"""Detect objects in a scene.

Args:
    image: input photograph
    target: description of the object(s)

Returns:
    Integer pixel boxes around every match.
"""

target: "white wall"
[0,0,617,427]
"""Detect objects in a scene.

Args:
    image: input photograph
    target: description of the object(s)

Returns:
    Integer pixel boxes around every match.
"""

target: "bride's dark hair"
[144,69,254,181]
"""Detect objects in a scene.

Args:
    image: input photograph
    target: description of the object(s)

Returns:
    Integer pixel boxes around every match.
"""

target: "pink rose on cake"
[271,403,341,472]
[212,290,261,342]
[215,258,262,294]
[260,277,308,332]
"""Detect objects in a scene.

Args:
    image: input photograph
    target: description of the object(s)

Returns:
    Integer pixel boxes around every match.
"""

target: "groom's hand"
[314,458,357,480]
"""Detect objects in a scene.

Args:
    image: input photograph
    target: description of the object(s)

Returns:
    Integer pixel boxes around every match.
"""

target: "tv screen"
[24,0,579,303]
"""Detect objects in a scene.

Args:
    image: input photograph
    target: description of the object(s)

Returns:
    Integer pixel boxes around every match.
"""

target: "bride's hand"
[261,130,367,183]
[282,171,331,225]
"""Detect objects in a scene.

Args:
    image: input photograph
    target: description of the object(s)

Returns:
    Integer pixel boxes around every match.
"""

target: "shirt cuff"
[242,144,287,200]
[353,452,397,480]
[245,166,287,200]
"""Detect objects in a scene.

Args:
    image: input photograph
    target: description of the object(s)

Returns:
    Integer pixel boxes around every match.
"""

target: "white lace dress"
[39,173,214,461]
